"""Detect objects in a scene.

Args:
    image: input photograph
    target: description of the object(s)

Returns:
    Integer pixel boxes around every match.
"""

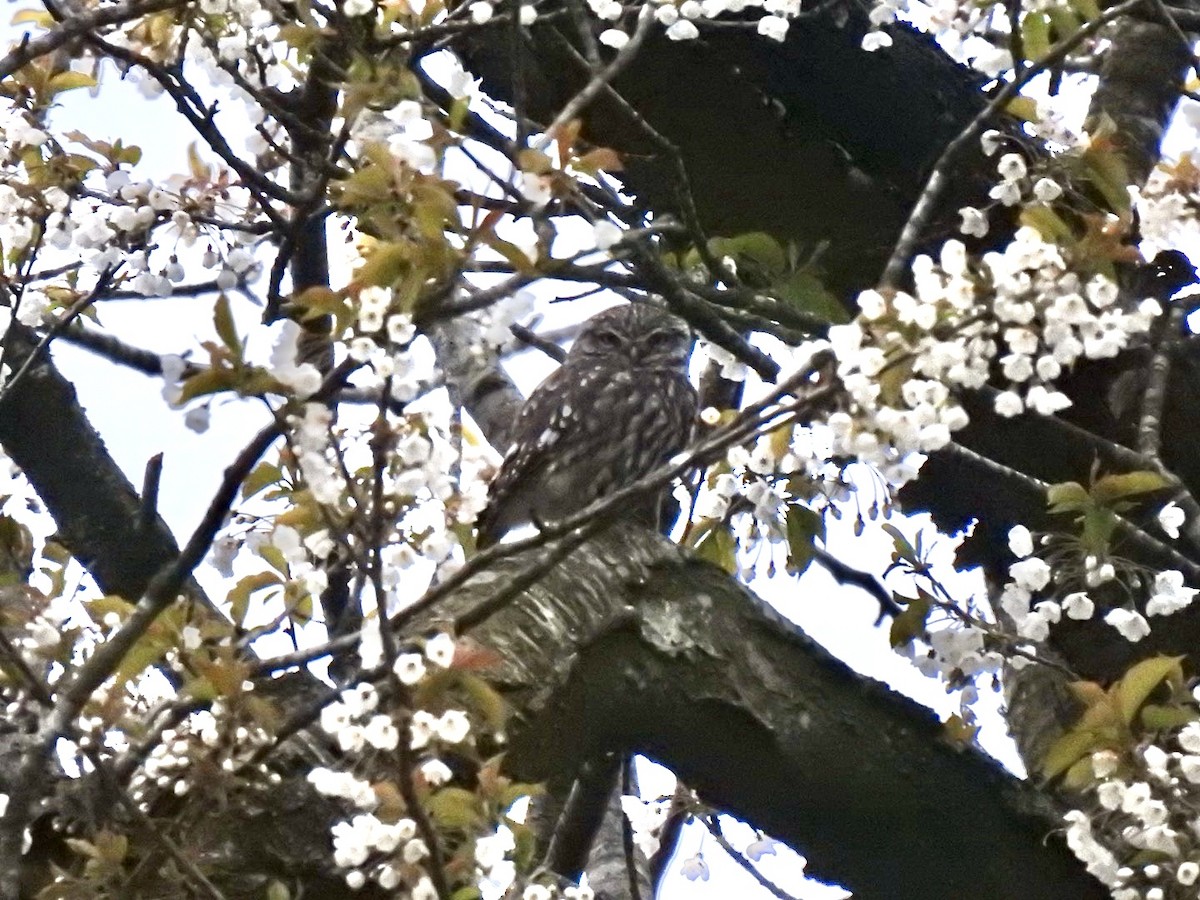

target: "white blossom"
[1007,525,1034,558]
[757,15,789,41]
[1105,608,1151,642]
[425,632,455,668]
[1158,502,1185,540]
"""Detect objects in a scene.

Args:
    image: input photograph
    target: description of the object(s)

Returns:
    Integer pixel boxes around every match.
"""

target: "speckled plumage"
[476,304,698,547]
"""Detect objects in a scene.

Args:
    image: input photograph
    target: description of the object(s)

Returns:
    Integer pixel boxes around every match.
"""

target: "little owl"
[476,303,698,547]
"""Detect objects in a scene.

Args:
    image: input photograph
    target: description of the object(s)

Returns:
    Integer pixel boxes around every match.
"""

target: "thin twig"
[703,816,800,900]
[0,0,187,80]
[880,0,1149,288]
[533,9,654,153]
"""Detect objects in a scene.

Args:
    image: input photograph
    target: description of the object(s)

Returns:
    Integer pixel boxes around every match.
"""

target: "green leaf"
[1079,506,1117,555]
[1045,480,1089,513]
[707,232,786,274]
[1082,141,1132,215]
[1090,470,1169,504]
[888,592,931,647]
[1068,0,1100,21]
[48,71,97,93]
[242,461,283,501]
[784,505,822,576]
[177,367,237,404]
[1004,96,1039,123]
[482,233,536,275]
[1039,727,1103,781]
[427,787,481,829]
[87,595,136,620]
[516,148,553,175]
[112,631,172,687]
[1019,203,1074,243]
[1115,656,1184,725]
[228,571,283,626]
[1060,755,1099,791]
[881,522,918,565]
[213,294,241,358]
[1020,12,1051,61]
[694,524,737,574]
[457,672,510,732]
[355,241,411,288]
[1141,704,1200,731]
[772,269,848,324]
[1046,4,1080,39]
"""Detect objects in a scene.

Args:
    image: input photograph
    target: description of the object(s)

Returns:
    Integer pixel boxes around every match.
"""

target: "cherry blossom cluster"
[826,225,1162,488]
[343,287,431,404]
[128,704,277,809]
[0,104,261,344]
[306,634,570,896]
[308,659,467,893]
[1066,725,1200,899]
[860,0,1089,75]
[1000,522,1198,647]
[1137,162,1200,260]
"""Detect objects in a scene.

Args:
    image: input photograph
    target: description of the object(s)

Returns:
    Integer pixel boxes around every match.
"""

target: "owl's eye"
[591,329,622,350]
[645,329,681,352]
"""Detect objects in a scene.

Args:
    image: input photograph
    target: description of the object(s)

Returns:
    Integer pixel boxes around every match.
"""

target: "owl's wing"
[475,365,577,547]
[476,363,696,547]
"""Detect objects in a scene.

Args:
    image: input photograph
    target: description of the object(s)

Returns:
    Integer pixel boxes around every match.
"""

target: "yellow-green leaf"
[773,269,848,324]
[1020,12,1051,62]
[456,672,510,732]
[1019,203,1074,243]
[1082,143,1132,215]
[228,571,283,626]
[48,71,97,93]
[943,713,979,745]
[1046,480,1089,513]
[708,232,786,275]
[1115,655,1184,725]
[11,9,54,25]
[213,294,240,357]
[1068,0,1100,21]
[1091,470,1169,504]
[242,461,283,501]
[427,787,481,829]
[1039,727,1103,781]
[882,522,918,565]
[1060,755,1099,791]
[889,592,931,647]
[1005,96,1039,123]
[1046,5,1080,39]
[694,524,737,574]
[355,241,410,288]
[1141,704,1200,731]
[784,504,822,576]
[177,367,237,404]
[516,148,553,175]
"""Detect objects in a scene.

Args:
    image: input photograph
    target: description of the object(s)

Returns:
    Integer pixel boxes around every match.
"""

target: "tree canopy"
[1,0,1199,899]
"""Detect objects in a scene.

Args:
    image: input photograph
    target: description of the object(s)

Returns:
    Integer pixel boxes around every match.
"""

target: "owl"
[476,303,698,548]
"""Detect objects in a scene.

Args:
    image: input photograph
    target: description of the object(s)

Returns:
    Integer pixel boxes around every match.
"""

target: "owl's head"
[568,303,693,371]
